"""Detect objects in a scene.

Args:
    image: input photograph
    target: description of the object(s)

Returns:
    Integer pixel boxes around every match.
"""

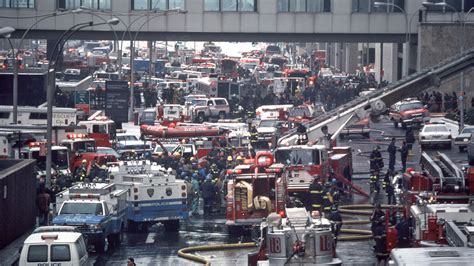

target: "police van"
[19,226,90,266]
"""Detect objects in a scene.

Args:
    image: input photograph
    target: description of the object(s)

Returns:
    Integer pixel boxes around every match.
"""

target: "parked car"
[389,98,430,129]
[419,123,452,149]
[454,126,474,152]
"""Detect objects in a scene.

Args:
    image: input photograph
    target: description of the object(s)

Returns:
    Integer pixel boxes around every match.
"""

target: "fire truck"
[77,111,116,147]
[248,208,342,266]
[108,160,188,232]
[60,133,115,174]
[157,104,185,126]
[53,183,127,252]
[225,152,288,233]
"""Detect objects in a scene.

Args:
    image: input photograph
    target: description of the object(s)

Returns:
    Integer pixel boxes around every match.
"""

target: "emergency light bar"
[227,169,243,175]
[41,234,59,240]
[69,193,101,199]
[66,133,88,139]
[28,141,49,148]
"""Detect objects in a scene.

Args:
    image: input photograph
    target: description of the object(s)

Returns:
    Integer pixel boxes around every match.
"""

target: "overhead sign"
[75,90,90,104]
[105,80,129,128]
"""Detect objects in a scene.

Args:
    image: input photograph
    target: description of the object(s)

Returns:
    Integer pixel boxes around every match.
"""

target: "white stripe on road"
[146,232,156,244]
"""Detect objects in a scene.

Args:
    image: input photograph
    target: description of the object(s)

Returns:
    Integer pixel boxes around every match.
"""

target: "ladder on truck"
[420,152,465,191]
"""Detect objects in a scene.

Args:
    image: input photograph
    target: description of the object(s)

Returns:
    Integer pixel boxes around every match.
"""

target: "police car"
[419,123,452,149]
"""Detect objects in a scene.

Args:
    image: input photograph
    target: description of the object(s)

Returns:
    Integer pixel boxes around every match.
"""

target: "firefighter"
[308,176,323,212]
[373,216,389,265]
[369,170,380,204]
[74,159,89,182]
[328,205,343,244]
[370,203,385,235]
[249,124,259,149]
[296,123,308,145]
[322,183,333,216]
[201,176,215,216]
[399,141,409,172]
[370,146,383,173]
[383,171,396,205]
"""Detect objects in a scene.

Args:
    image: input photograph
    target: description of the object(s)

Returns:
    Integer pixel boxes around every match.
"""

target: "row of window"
[3,0,474,13]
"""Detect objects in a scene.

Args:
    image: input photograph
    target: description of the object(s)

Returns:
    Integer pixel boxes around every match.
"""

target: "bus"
[0,105,77,126]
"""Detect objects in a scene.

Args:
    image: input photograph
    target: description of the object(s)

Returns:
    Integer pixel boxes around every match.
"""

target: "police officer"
[370,146,384,173]
[373,216,389,265]
[387,138,397,172]
[308,176,323,212]
[383,171,396,205]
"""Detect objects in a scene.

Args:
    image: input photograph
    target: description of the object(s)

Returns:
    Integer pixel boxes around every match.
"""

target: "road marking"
[146,232,156,244]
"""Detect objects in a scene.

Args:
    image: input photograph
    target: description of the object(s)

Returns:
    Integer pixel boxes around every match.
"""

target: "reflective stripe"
[323,196,329,199]
[312,204,321,207]
[310,191,323,194]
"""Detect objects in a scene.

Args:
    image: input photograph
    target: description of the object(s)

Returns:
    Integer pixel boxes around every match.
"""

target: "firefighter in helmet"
[369,146,384,173]
[249,124,259,149]
[308,175,323,212]
[74,159,89,182]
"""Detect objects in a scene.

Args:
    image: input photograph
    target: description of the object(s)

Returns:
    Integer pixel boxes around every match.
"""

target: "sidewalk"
[0,228,33,266]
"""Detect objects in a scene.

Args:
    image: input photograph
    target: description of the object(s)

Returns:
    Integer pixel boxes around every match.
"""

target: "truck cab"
[53,183,127,252]
[20,142,71,179]
[77,112,116,147]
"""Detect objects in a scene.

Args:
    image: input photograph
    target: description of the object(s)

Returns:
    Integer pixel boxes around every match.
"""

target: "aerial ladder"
[278,48,474,146]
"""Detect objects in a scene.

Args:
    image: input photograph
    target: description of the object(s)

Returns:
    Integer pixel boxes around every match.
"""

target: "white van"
[19,226,89,266]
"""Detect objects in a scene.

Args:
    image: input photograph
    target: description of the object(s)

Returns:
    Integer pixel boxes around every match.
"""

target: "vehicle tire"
[109,226,124,246]
[363,132,370,139]
[127,221,138,233]
[197,113,205,123]
[401,121,407,129]
[446,143,452,149]
[393,121,398,128]
[219,111,226,119]
[163,220,180,232]
[94,240,105,253]
[227,225,244,235]
[459,146,465,152]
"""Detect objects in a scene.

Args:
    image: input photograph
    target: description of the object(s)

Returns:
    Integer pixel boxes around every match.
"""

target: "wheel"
[363,132,370,139]
[401,121,407,129]
[393,121,398,128]
[197,113,205,123]
[227,225,244,235]
[163,220,180,232]
[446,143,452,149]
[459,146,465,152]
[219,111,226,119]
[108,226,124,246]
[94,240,105,253]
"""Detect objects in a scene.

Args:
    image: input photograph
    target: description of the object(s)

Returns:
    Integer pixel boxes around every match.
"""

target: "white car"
[454,126,474,152]
[419,124,452,148]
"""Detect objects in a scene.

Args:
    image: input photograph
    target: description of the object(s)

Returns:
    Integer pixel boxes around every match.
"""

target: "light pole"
[2,10,82,124]
[374,2,409,77]
[124,9,187,121]
[0,27,16,125]
[45,18,119,188]
[423,1,468,132]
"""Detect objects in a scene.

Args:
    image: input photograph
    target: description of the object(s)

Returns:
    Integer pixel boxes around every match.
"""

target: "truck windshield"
[192,99,207,106]
[32,150,69,170]
[60,202,103,215]
[275,149,320,165]
[72,140,96,153]
[400,102,423,111]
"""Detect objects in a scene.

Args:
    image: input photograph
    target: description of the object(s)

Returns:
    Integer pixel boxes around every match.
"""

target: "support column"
[46,39,57,61]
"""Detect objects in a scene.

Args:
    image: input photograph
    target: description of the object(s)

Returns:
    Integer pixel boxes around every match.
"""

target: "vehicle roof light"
[41,234,58,240]
[69,193,101,199]
[66,133,88,139]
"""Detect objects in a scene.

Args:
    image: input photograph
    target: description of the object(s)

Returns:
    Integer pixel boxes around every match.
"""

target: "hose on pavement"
[178,242,257,265]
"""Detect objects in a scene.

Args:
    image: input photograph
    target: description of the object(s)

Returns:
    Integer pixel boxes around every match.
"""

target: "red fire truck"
[77,111,116,147]
[225,152,288,233]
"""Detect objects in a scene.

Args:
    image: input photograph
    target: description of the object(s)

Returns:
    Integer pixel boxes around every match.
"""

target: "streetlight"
[2,10,81,124]
[373,1,410,77]
[45,18,120,188]
[0,26,14,37]
[423,1,468,132]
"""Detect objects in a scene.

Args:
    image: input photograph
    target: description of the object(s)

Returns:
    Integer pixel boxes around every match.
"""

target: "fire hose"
[178,242,257,266]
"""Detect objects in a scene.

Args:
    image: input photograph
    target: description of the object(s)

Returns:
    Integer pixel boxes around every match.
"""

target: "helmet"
[236,156,243,160]
[82,159,87,163]
[406,167,414,173]
[227,156,233,161]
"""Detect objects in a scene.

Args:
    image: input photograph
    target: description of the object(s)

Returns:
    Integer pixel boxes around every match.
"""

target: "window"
[57,0,110,10]
[0,0,35,8]
[76,238,87,259]
[352,0,405,13]
[29,113,47,120]
[51,245,71,262]
[131,0,182,10]
[27,245,48,262]
[206,0,256,11]
[278,0,330,12]
[0,112,9,119]
[214,99,227,105]
[204,0,220,11]
[425,0,462,12]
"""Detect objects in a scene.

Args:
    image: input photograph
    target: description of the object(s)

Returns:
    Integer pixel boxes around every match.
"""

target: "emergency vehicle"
[53,183,128,252]
[255,105,294,120]
[389,98,430,128]
[108,160,188,232]
[19,226,90,265]
[225,152,288,233]
[248,208,341,266]
[77,111,116,147]
[0,104,77,126]
[60,133,116,174]
[20,141,71,179]
[157,104,184,126]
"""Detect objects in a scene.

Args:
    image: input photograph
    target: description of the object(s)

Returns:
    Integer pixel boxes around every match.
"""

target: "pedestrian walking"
[387,138,397,172]
[36,184,51,226]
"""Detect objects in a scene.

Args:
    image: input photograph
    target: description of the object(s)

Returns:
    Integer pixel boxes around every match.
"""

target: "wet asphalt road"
[91,116,467,265]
